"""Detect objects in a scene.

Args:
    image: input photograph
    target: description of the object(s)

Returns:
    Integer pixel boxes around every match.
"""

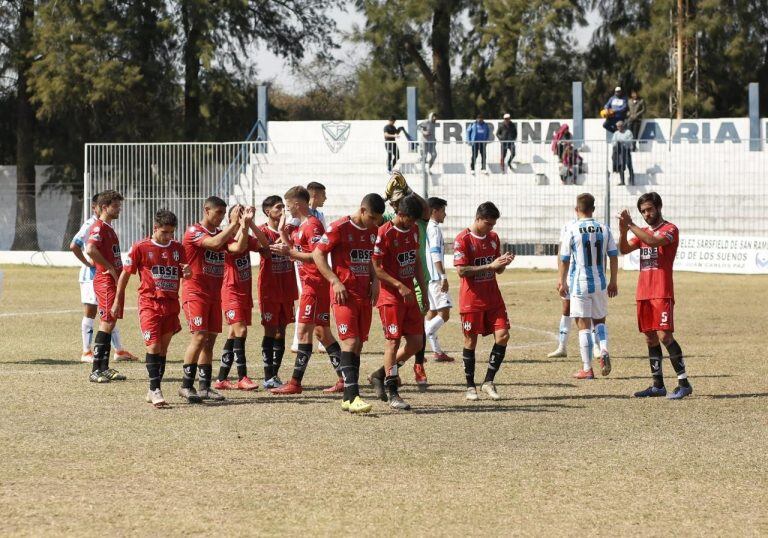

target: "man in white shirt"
[611,120,635,185]
[424,197,453,362]
[69,193,137,363]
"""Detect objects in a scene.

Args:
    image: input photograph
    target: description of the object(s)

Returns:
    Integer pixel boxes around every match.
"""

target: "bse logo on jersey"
[338,323,348,335]
[350,249,372,263]
[387,324,398,335]
[397,250,417,267]
[226,310,235,320]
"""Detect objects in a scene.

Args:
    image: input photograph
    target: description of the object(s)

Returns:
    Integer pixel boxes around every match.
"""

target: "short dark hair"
[307,181,325,192]
[428,197,447,211]
[154,209,178,228]
[398,193,423,219]
[576,193,595,213]
[262,195,283,216]
[204,196,227,209]
[362,193,385,215]
[476,201,500,220]
[96,190,123,208]
[637,192,662,211]
[388,115,396,121]
[91,192,99,205]
[284,185,310,203]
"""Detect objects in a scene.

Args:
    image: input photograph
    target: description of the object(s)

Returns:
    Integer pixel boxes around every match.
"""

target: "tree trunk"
[11,0,39,251]
[181,0,202,141]
[431,2,455,119]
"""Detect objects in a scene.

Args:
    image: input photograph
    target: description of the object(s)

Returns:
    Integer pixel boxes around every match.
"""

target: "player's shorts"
[139,299,181,345]
[637,298,675,333]
[333,298,373,342]
[183,296,222,333]
[569,290,608,319]
[427,280,452,311]
[461,306,510,337]
[222,300,252,326]
[95,282,122,324]
[298,289,331,327]
[259,300,295,328]
[80,281,96,305]
[378,301,423,340]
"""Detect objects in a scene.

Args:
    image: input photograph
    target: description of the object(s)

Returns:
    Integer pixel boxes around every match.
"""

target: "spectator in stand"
[551,124,572,161]
[628,90,646,149]
[559,142,582,185]
[611,120,635,186]
[467,114,490,174]
[497,113,517,173]
[601,86,628,133]
[419,112,438,174]
[384,116,407,173]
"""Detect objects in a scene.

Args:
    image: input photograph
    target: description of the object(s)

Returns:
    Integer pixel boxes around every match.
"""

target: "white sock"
[111,326,123,351]
[558,315,570,347]
[425,316,446,353]
[81,317,94,352]
[595,323,608,353]
[579,329,593,371]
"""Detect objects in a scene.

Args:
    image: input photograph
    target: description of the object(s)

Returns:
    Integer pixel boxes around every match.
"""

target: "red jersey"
[316,216,378,301]
[86,219,122,287]
[629,221,678,300]
[124,238,186,301]
[453,229,504,313]
[182,223,226,301]
[373,221,419,306]
[258,224,299,304]
[222,235,262,306]
[292,216,326,291]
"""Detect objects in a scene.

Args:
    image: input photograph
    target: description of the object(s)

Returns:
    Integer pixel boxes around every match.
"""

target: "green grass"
[0,265,766,536]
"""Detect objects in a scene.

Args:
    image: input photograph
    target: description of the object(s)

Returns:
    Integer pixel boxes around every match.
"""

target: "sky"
[256,4,601,95]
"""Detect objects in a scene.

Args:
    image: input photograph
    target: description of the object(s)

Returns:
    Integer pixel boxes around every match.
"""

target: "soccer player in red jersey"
[214,209,270,391]
[179,198,247,403]
[112,209,190,407]
[454,202,514,401]
[255,196,298,389]
[369,193,429,410]
[84,190,127,384]
[618,192,693,399]
[270,186,345,395]
[313,193,386,414]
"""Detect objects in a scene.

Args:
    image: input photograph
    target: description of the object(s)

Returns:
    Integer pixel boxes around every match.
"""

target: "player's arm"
[70,240,93,268]
[247,219,270,250]
[558,256,570,296]
[312,246,347,304]
[455,255,512,278]
[369,263,379,305]
[228,206,254,254]
[627,223,671,248]
[607,254,618,297]
[414,256,429,311]
[200,205,243,251]
[112,270,132,317]
[372,257,414,303]
[495,252,515,274]
[85,243,119,281]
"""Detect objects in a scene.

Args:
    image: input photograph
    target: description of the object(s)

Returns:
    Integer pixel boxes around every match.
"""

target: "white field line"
[0,306,138,318]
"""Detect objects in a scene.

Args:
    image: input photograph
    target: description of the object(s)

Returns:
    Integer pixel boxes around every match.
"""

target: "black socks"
[483,344,506,383]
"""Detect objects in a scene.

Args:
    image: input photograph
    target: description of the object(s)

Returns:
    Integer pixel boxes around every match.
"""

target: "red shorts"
[461,306,510,336]
[95,282,122,324]
[139,299,181,345]
[183,297,222,333]
[637,298,675,333]
[223,300,252,326]
[259,300,295,328]
[378,302,424,340]
[298,290,331,327]
[333,298,373,342]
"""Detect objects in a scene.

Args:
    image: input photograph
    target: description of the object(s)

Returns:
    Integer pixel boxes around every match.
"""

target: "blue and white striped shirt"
[560,218,618,296]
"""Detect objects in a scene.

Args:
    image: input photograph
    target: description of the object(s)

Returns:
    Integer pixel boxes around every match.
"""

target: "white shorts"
[569,290,607,319]
[80,281,97,305]
[428,280,452,311]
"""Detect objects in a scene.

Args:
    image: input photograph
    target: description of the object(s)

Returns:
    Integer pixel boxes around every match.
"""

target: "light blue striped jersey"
[72,215,97,283]
[559,218,618,296]
[425,219,445,282]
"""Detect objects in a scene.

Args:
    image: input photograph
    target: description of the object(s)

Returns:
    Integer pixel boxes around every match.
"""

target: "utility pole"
[676,0,684,119]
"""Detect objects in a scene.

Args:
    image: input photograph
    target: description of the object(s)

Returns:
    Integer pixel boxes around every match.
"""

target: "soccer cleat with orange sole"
[80,350,94,363]
[414,364,428,387]
[269,378,303,395]
[213,379,239,390]
[323,377,344,393]
[236,376,259,391]
[433,352,455,362]
[572,368,595,380]
[114,349,139,362]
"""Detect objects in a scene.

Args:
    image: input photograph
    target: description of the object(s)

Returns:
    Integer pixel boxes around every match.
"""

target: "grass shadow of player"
[405,402,584,416]
[5,358,80,366]
[610,374,732,380]
[704,392,768,399]
[421,382,577,392]
[514,393,633,402]
[618,354,713,360]
[187,395,333,407]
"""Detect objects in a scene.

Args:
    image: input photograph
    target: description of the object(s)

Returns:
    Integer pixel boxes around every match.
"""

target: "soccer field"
[0,265,766,536]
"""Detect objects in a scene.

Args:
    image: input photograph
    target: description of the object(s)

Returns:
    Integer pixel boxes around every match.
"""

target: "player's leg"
[480,308,510,400]
[270,312,312,394]
[215,324,237,389]
[145,328,172,408]
[412,284,428,387]
[316,325,344,393]
[179,299,212,402]
[548,299,570,358]
[232,310,258,390]
[337,300,373,413]
[92,282,125,381]
[389,333,421,410]
[425,281,453,362]
[462,328,480,400]
[112,325,139,362]
[80,283,97,362]
[569,295,595,379]
[197,331,224,401]
[656,298,691,399]
[633,328,668,397]
[591,291,611,376]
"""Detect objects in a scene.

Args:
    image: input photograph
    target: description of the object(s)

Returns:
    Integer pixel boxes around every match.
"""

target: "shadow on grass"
[515,394,633,401]
[406,402,583,416]
[705,392,768,399]
[610,374,732,380]
[4,358,81,366]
